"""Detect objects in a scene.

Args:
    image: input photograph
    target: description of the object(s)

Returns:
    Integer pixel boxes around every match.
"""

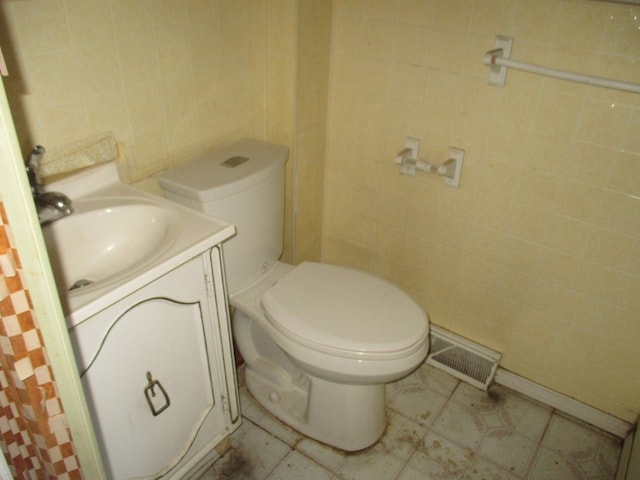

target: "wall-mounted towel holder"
[483,35,640,94]
[394,138,464,188]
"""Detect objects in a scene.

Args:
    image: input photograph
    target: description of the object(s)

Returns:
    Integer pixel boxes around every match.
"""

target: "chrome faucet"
[25,145,73,225]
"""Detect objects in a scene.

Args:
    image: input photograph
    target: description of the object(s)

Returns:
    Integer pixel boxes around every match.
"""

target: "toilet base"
[244,366,386,451]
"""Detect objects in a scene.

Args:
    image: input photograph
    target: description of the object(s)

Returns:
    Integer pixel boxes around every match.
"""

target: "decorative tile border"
[0,202,82,479]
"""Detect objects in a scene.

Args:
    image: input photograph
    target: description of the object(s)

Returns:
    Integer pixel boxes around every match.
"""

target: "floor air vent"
[426,326,501,390]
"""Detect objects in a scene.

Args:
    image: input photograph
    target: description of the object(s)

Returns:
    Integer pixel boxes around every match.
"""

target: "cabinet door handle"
[144,371,171,416]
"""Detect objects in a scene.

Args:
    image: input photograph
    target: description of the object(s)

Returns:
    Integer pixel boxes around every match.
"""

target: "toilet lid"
[261,262,428,357]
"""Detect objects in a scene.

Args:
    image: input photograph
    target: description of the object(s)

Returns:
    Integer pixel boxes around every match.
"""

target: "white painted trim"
[495,368,633,439]
[0,77,106,477]
[0,449,12,480]
[616,431,634,480]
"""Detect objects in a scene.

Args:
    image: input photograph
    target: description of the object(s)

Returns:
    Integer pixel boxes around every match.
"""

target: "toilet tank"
[157,138,288,294]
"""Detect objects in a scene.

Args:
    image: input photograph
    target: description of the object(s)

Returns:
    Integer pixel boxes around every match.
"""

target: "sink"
[39,162,236,324]
[43,200,178,294]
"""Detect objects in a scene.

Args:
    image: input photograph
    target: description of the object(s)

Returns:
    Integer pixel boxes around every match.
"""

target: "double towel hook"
[394,138,464,188]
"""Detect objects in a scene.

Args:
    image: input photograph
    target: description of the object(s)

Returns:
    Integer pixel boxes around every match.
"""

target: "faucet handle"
[25,145,46,196]
[26,145,45,167]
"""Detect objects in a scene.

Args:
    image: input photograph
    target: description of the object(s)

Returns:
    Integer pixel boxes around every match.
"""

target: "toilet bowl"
[158,139,430,451]
[232,261,428,450]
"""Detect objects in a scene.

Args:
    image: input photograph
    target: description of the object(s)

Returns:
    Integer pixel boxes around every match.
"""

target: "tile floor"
[202,364,623,480]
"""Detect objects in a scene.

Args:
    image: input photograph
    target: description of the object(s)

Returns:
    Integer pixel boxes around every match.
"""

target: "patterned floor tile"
[203,366,624,480]
[431,382,556,476]
[378,410,429,462]
[478,430,537,477]
[212,422,291,480]
[396,464,435,480]
[537,413,621,479]
[337,442,407,480]
[430,399,487,450]
[528,447,590,480]
[462,456,521,480]
[296,438,347,473]
[389,386,450,428]
[452,383,552,441]
[409,431,474,479]
[266,451,333,480]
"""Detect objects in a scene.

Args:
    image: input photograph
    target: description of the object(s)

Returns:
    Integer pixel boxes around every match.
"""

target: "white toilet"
[158,139,429,451]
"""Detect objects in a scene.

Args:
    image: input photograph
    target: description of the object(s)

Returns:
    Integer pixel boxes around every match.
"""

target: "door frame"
[0,77,105,478]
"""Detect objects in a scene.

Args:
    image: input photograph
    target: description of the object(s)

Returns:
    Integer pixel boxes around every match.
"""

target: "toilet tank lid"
[157,138,288,203]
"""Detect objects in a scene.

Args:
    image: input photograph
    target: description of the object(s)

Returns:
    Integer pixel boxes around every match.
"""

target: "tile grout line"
[388,374,464,478]
[421,381,552,479]
[241,414,347,480]
[392,376,473,479]
[522,404,556,479]
[238,417,295,480]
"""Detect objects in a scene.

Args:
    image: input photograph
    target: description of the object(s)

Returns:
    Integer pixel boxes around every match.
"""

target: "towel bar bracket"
[486,35,513,87]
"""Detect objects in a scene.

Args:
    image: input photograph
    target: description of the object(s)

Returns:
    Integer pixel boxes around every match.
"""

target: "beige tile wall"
[0,0,266,183]
[265,0,331,264]
[324,0,640,421]
[1,0,638,425]
[294,0,331,263]
[266,0,297,263]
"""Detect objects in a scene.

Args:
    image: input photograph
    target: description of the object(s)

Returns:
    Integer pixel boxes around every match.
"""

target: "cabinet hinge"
[221,395,229,414]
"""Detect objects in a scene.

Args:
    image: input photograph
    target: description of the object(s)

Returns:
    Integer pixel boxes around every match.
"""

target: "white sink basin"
[41,163,235,325]
[43,200,177,293]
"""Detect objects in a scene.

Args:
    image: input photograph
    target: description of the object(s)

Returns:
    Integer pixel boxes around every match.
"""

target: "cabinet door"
[70,254,226,479]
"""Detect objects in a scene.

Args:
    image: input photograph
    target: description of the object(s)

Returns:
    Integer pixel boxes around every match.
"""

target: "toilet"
[158,139,429,451]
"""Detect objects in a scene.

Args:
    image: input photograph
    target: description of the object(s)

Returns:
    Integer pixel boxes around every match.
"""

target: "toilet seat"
[261,262,428,361]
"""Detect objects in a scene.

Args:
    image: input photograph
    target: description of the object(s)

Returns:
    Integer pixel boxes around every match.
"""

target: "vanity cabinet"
[68,246,239,480]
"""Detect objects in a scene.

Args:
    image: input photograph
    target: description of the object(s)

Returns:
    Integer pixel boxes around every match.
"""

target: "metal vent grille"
[426,326,501,390]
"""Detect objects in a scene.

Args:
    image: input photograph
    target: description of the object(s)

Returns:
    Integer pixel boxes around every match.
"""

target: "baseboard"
[494,368,633,439]
[616,431,634,480]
